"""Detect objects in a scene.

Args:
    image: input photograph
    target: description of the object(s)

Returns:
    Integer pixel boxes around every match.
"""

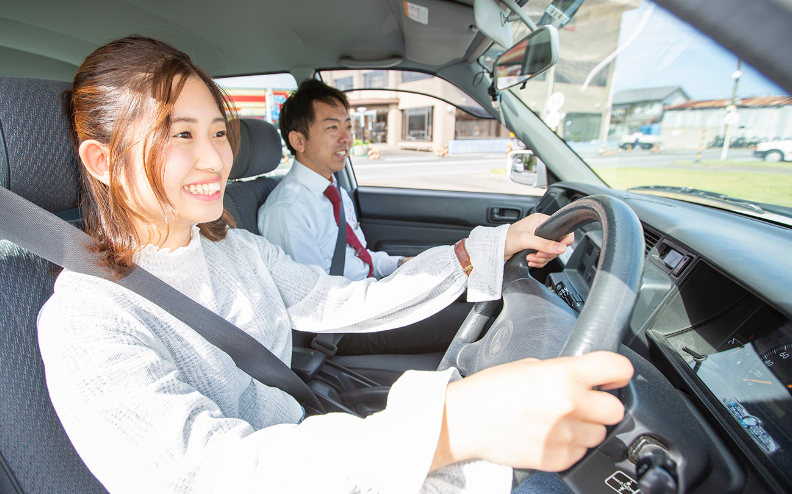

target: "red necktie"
[323,184,374,277]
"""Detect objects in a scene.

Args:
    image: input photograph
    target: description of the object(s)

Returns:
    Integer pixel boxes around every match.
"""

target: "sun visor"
[397,0,479,65]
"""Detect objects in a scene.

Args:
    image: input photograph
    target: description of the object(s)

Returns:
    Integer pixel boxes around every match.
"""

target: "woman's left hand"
[504,213,574,267]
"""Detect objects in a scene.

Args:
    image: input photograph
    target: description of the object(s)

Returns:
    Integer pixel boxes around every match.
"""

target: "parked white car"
[754,140,792,162]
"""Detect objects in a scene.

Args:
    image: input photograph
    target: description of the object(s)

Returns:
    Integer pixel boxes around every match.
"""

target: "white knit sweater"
[37,225,512,494]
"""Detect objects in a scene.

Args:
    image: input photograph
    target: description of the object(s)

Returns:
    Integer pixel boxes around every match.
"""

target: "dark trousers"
[295,301,473,356]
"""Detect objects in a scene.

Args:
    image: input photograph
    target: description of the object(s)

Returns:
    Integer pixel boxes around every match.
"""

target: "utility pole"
[721,59,742,161]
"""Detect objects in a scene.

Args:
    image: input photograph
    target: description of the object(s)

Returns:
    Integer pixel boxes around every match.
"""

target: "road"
[351,150,541,194]
[279,147,776,194]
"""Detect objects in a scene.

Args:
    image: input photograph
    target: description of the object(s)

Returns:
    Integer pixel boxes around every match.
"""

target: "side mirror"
[508,150,548,188]
[494,26,559,90]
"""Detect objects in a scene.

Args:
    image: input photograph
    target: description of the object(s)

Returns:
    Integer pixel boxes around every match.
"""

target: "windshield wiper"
[628,185,767,213]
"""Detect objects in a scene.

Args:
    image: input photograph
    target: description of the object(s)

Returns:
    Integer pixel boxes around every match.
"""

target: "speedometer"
[694,337,792,477]
[757,344,792,392]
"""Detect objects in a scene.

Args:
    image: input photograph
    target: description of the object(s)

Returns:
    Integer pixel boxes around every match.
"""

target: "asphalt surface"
[274,147,784,194]
[352,150,540,194]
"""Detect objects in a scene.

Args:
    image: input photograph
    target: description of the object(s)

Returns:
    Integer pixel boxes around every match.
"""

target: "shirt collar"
[290,160,335,198]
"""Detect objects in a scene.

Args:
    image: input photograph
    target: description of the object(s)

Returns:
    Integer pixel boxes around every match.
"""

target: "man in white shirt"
[258,80,455,356]
[258,161,406,280]
[258,80,407,281]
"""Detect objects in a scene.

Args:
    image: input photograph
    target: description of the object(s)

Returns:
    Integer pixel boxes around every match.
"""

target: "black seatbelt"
[312,179,347,357]
[328,183,347,276]
[0,186,324,413]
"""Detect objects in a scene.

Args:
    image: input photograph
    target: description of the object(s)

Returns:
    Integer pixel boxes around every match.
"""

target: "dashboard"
[532,182,792,494]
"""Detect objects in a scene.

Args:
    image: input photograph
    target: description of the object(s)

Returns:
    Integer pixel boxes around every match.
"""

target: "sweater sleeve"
[38,289,464,493]
[217,369,461,493]
[248,224,508,334]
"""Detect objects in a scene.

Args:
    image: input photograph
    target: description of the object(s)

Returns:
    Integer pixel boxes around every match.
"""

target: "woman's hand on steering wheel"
[504,213,574,267]
[431,351,633,473]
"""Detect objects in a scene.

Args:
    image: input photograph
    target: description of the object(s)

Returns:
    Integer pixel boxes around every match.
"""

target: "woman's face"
[127,75,233,248]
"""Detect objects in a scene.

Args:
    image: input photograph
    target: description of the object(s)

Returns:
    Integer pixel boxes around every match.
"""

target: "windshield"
[489,0,792,216]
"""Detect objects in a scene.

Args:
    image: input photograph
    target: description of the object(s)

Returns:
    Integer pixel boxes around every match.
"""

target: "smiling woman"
[67,36,238,274]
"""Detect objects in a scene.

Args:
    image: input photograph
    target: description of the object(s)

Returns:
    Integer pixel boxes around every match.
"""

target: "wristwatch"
[454,239,473,276]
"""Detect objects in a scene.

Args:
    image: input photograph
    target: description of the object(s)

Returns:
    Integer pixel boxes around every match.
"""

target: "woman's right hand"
[431,351,634,472]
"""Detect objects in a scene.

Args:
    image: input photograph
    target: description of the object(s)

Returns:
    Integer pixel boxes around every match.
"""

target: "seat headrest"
[229,118,283,180]
[0,78,282,213]
[0,77,81,213]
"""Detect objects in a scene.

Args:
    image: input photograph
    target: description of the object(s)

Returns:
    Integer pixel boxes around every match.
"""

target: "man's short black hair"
[279,79,350,155]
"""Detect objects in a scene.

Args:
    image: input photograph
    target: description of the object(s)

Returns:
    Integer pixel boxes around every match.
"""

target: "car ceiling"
[0,0,482,81]
[4,0,791,100]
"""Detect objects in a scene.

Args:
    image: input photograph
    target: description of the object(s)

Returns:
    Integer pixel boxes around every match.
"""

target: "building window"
[403,107,433,141]
[401,71,433,83]
[334,76,353,91]
[563,113,602,142]
[455,109,505,139]
[554,60,609,87]
[352,107,390,144]
[363,70,387,88]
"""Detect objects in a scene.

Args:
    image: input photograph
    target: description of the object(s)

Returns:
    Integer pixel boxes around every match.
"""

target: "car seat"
[223,117,285,233]
[0,76,108,492]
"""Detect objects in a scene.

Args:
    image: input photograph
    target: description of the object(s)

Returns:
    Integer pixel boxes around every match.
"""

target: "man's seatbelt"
[328,184,347,276]
[0,186,324,413]
[312,178,347,357]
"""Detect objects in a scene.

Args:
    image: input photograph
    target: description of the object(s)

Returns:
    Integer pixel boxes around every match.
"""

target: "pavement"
[276,146,786,194]
[352,148,539,194]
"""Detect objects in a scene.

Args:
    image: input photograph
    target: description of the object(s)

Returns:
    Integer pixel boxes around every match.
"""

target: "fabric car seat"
[0,77,108,493]
[223,118,285,233]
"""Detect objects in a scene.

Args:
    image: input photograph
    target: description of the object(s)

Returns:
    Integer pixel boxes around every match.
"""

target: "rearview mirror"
[494,26,559,90]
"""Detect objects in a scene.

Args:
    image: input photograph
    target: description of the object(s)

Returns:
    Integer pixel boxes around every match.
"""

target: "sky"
[611,0,789,100]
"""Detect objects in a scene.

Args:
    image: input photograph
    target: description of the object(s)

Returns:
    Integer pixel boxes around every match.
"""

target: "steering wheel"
[437,194,644,485]
[438,193,644,373]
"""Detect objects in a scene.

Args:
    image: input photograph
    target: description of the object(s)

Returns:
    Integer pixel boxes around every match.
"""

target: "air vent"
[643,226,661,255]
[535,192,558,213]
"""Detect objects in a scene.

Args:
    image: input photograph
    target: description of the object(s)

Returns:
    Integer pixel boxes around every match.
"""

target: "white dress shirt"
[258,160,401,280]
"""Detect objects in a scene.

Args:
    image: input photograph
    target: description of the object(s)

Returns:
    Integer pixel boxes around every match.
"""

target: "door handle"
[489,207,521,223]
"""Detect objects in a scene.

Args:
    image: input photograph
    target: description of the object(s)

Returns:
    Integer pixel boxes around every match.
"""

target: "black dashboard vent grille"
[643,226,661,255]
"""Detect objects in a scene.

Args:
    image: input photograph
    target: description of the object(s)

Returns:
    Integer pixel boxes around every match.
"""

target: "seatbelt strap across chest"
[0,186,324,413]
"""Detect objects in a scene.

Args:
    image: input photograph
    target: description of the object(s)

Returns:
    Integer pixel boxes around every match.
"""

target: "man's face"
[290,100,352,180]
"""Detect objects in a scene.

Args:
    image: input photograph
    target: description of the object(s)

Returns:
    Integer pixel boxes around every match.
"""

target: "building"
[661,96,792,150]
[325,0,642,153]
[320,69,512,153]
[610,86,690,139]
[223,88,291,123]
[505,0,641,146]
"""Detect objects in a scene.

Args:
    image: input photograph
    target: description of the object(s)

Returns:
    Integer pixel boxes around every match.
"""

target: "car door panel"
[354,186,541,254]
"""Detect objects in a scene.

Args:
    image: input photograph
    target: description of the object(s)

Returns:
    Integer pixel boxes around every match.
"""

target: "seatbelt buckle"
[292,346,328,381]
[311,336,339,357]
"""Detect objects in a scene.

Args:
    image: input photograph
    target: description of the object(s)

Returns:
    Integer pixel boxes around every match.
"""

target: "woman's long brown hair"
[65,35,238,277]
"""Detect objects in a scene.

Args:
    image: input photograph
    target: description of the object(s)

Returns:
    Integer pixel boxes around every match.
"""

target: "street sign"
[545,111,561,128]
[724,111,740,125]
[546,92,565,112]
